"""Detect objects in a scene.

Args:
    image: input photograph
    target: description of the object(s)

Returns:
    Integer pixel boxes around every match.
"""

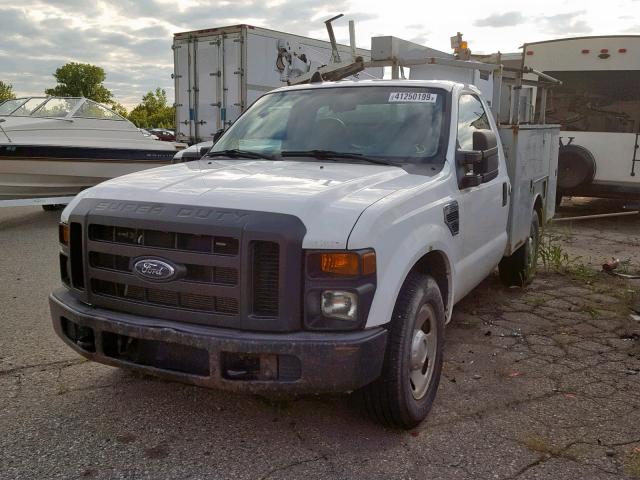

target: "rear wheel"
[499,210,540,287]
[359,272,445,429]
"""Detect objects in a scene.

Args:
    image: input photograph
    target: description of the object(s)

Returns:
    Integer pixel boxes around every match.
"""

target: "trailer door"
[195,36,223,140]
[173,37,191,143]
[222,32,244,128]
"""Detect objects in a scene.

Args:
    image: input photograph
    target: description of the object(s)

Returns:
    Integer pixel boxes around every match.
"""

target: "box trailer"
[522,35,640,200]
[172,24,380,144]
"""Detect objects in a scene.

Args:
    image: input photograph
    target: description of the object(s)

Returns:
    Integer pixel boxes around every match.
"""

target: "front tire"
[359,272,445,429]
[499,209,540,287]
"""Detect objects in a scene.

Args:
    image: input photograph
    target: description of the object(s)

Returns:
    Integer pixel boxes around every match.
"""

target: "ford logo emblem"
[133,258,178,282]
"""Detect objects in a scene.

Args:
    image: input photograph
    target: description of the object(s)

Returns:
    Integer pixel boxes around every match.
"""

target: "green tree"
[128,88,175,128]
[110,102,129,118]
[45,62,113,103]
[0,80,16,102]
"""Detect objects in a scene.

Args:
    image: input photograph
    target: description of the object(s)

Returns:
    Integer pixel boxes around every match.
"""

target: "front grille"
[89,225,239,256]
[89,252,238,285]
[86,222,288,327]
[252,241,280,316]
[68,200,303,332]
[87,222,244,323]
[91,279,239,314]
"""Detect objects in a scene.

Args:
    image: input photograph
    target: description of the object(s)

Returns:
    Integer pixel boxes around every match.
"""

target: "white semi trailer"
[172,23,381,144]
[522,35,640,201]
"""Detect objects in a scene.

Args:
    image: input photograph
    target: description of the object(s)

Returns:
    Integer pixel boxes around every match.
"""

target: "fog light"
[321,290,357,321]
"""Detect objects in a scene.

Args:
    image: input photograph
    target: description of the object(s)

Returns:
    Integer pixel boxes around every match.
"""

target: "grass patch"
[538,231,573,272]
[624,450,640,478]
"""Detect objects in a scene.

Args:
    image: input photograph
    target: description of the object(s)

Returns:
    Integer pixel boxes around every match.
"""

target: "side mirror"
[456,130,499,188]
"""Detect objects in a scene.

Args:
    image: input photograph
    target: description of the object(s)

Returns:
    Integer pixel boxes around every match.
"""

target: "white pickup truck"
[50,74,559,428]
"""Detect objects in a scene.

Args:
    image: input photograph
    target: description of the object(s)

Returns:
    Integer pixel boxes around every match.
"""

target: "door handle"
[502,182,508,207]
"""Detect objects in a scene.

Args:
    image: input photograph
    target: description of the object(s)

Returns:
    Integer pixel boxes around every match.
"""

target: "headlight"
[321,290,358,321]
[304,249,376,331]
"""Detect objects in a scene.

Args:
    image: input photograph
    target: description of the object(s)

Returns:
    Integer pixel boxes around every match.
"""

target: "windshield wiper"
[281,150,396,166]
[204,149,276,160]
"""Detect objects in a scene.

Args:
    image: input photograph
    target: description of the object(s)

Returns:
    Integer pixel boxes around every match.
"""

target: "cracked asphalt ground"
[1,198,639,480]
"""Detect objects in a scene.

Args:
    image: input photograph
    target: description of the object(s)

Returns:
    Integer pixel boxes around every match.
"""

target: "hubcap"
[408,304,437,400]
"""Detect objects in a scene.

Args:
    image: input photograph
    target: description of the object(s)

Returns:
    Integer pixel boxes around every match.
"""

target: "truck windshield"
[211,86,447,164]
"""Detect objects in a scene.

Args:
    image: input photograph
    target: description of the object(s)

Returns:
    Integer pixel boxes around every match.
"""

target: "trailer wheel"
[557,145,596,190]
[499,210,540,287]
[359,271,444,429]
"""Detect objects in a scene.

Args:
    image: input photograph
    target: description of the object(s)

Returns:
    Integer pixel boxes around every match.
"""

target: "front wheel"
[359,271,445,429]
[499,210,540,287]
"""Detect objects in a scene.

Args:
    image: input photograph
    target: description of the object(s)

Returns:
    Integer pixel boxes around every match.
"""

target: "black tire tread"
[359,271,444,429]
[499,210,540,287]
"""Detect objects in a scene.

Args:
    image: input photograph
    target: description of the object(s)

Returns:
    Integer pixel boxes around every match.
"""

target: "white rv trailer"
[172,24,381,144]
[522,36,640,200]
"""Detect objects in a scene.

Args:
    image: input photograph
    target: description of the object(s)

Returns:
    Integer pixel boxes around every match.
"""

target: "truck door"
[455,93,509,297]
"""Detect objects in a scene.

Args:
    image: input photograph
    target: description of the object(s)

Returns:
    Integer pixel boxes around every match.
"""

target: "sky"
[0,0,638,108]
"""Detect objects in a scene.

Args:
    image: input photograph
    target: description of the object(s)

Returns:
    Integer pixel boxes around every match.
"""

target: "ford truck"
[50,61,559,428]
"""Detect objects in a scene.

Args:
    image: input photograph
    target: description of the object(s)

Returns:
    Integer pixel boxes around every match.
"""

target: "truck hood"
[67,159,430,248]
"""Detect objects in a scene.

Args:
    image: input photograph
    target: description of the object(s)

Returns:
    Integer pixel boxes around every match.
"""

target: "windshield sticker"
[388,92,437,103]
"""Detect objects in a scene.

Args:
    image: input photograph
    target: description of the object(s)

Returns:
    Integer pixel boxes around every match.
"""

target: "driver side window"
[457,94,490,150]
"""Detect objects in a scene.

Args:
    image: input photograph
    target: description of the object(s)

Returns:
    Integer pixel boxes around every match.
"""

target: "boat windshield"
[31,98,81,118]
[211,85,447,164]
[72,100,124,120]
[0,98,47,116]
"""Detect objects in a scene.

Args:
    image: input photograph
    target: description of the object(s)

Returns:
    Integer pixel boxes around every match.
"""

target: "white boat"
[0,96,183,203]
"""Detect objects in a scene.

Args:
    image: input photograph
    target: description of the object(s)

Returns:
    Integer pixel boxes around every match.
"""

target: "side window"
[457,94,490,150]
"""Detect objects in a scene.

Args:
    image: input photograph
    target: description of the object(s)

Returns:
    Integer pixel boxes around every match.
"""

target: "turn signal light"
[59,223,69,246]
[321,253,359,275]
[307,250,376,277]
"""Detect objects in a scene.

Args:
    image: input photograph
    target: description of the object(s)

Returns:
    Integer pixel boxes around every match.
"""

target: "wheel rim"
[409,303,438,400]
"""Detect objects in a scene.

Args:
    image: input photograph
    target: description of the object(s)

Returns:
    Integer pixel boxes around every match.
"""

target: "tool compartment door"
[499,125,560,255]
